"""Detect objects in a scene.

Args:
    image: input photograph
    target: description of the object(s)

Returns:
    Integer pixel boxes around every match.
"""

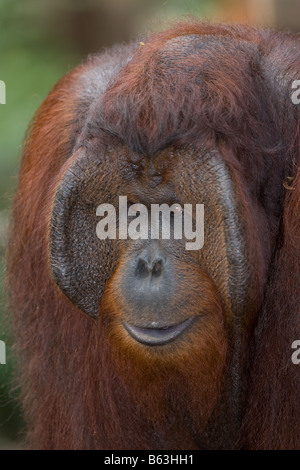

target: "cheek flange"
[175,148,268,319]
[49,148,118,319]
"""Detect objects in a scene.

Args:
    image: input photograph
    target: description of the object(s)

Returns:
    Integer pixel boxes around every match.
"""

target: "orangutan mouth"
[123,318,194,346]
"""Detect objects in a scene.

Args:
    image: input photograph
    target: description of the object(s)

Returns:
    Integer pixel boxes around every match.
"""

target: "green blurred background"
[0,0,299,450]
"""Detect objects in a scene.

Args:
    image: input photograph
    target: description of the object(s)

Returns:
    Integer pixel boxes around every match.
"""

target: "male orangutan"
[7,21,300,449]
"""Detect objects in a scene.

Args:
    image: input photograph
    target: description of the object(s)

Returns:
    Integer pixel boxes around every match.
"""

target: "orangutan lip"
[123,318,194,346]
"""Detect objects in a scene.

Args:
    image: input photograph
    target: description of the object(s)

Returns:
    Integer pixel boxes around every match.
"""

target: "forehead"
[114,145,205,191]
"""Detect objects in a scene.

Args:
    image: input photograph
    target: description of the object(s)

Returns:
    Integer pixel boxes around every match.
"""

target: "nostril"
[135,258,151,279]
[135,256,164,279]
[152,260,163,278]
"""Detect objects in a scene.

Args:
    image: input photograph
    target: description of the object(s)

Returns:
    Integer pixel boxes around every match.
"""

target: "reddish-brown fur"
[7,21,300,449]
